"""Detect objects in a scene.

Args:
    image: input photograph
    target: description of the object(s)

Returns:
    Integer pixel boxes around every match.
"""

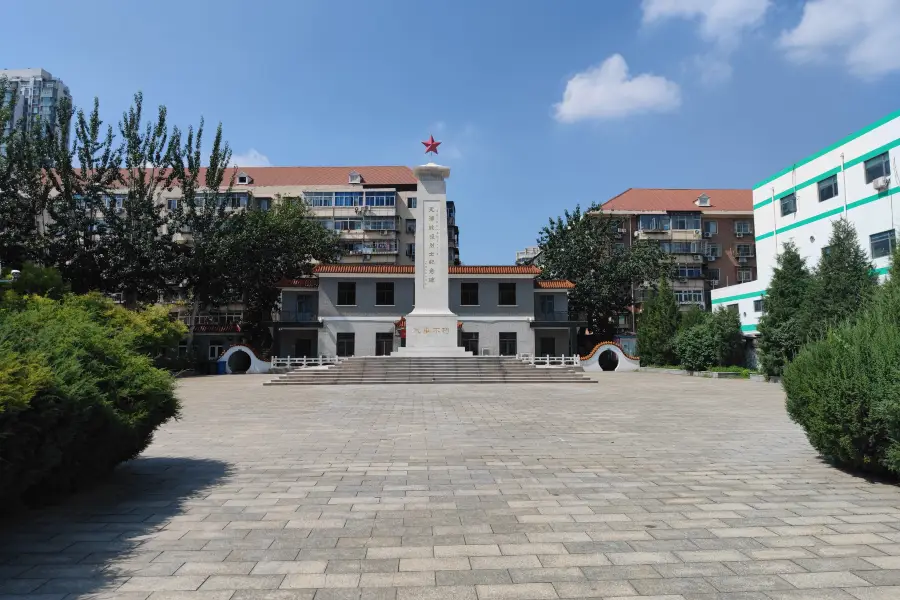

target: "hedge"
[0,293,183,509]
[782,279,900,476]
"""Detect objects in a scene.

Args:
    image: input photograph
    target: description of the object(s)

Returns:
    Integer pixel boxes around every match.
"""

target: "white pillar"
[395,163,471,357]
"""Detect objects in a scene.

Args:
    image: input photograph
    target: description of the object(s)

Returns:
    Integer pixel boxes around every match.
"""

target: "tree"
[168,119,235,349]
[709,306,743,367]
[678,304,707,332]
[807,218,877,338]
[0,77,52,269]
[45,97,121,293]
[537,204,671,338]
[101,92,176,307]
[637,277,679,365]
[223,198,340,348]
[757,241,813,377]
[675,319,716,371]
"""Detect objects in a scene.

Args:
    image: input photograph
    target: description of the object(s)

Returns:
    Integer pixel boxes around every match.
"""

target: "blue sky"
[3,0,899,264]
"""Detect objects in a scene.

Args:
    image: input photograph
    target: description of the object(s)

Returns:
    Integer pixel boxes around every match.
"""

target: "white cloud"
[554,54,681,122]
[642,0,771,47]
[779,0,900,80]
[691,53,733,85]
[229,148,272,167]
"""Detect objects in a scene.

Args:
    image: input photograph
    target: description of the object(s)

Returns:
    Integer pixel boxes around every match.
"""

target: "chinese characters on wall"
[423,201,441,289]
[412,327,451,335]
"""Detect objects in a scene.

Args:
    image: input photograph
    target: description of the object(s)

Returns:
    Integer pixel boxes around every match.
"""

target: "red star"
[422,134,441,155]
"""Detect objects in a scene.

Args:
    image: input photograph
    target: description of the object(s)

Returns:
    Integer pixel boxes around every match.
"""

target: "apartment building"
[102,165,460,266]
[711,109,900,335]
[0,68,71,146]
[183,265,581,361]
[597,188,755,332]
[515,246,542,265]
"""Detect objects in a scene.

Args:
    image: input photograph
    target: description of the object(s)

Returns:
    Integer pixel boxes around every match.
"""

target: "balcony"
[531,311,588,328]
[271,311,322,326]
[175,312,242,333]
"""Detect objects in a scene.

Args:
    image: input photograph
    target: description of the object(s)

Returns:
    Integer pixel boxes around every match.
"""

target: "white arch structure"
[219,345,272,374]
[580,342,640,372]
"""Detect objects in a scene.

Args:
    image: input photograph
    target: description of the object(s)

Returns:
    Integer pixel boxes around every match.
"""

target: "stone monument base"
[393,314,473,357]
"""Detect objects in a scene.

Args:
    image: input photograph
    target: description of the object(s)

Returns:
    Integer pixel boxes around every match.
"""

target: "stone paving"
[3,374,900,600]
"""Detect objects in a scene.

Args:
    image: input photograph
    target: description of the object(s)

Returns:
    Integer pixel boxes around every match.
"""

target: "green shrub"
[0,295,181,508]
[675,320,717,371]
[783,275,900,476]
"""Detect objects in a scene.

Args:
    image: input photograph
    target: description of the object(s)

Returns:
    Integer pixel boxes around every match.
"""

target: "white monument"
[394,143,471,357]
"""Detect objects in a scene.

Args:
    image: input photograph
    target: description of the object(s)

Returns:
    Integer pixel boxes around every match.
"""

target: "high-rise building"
[594,188,756,333]
[0,68,71,144]
[712,109,900,336]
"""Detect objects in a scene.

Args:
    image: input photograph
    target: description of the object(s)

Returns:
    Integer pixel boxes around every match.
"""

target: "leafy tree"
[675,320,716,371]
[168,119,235,348]
[678,304,707,332]
[807,218,877,338]
[102,92,176,307]
[537,204,671,338]
[6,262,69,299]
[45,97,121,292]
[757,241,813,377]
[709,306,743,367]
[637,278,679,365]
[223,198,340,348]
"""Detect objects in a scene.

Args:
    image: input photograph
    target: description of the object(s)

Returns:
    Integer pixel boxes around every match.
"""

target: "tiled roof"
[278,278,319,288]
[312,265,543,275]
[600,188,752,213]
[113,166,417,188]
[535,280,575,289]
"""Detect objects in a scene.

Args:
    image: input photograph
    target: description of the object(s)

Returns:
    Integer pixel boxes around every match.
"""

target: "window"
[237,175,248,184]
[461,282,479,306]
[336,333,355,357]
[727,304,739,314]
[735,244,755,257]
[616,314,630,328]
[306,192,334,207]
[538,294,555,316]
[178,341,188,357]
[614,242,625,252]
[375,332,393,356]
[337,282,356,306]
[498,283,517,306]
[208,343,223,361]
[335,192,363,207]
[870,229,897,259]
[822,245,832,257]
[460,332,479,353]
[638,214,670,231]
[406,219,416,234]
[738,269,754,283]
[671,213,701,230]
[675,264,703,278]
[674,290,704,304]
[818,175,839,202]
[499,332,517,356]
[661,240,706,254]
[407,197,417,209]
[780,193,796,216]
[376,282,395,306]
[405,243,415,258]
[257,197,270,211]
[334,218,363,231]
[230,194,248,209]
[735,221,753,235]
[703,220,717,235]
[705,244,721,260]
[364,192,396,207]
[753,299,764,313]
[706,267,720,282]
[363,219,395,231]
[166,197,178,211]
[865,152,891,183]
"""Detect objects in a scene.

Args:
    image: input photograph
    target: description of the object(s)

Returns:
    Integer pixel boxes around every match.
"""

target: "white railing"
[176,312,243,326]
[271,356,344,368]
[517,354,581,367]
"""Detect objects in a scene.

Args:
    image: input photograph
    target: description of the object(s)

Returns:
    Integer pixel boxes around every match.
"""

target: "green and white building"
[711,110,900,335]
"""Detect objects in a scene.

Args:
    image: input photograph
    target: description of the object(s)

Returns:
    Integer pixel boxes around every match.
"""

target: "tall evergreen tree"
[45,97,121,292]
[757,241,813,377]
[102,92,176,307]
[168,119,235,348]
[636,277,679,365]
[537,205,671,339]
[807,218,877,338]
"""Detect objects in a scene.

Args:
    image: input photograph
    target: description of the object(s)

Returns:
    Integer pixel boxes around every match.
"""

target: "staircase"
[264,356,596,385]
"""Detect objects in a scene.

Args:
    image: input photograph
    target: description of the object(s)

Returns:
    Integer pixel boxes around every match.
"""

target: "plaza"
[3,375,900,599]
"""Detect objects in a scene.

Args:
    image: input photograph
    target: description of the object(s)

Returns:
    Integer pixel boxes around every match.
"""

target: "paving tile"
[475,583,559,599]
[199,574,285,590]
[552,580,636,597]
[396,586,476,600]
[508,568,584,583]
[780,570,872,588]
[398,558,469,572]
[705,575,794,592]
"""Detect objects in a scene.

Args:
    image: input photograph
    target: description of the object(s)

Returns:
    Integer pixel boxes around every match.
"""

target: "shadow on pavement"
[0,456,230,597]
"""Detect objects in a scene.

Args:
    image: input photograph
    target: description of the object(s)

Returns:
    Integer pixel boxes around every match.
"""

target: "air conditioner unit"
[362,254,372,262]
[710,280,719,287]
[702,232,712,239]
[736,232,744,238]
[874,175,891,191]
[693,254,704,261]
[617,227,626,233]
[738,257,748,263]
[633,230,641,237]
